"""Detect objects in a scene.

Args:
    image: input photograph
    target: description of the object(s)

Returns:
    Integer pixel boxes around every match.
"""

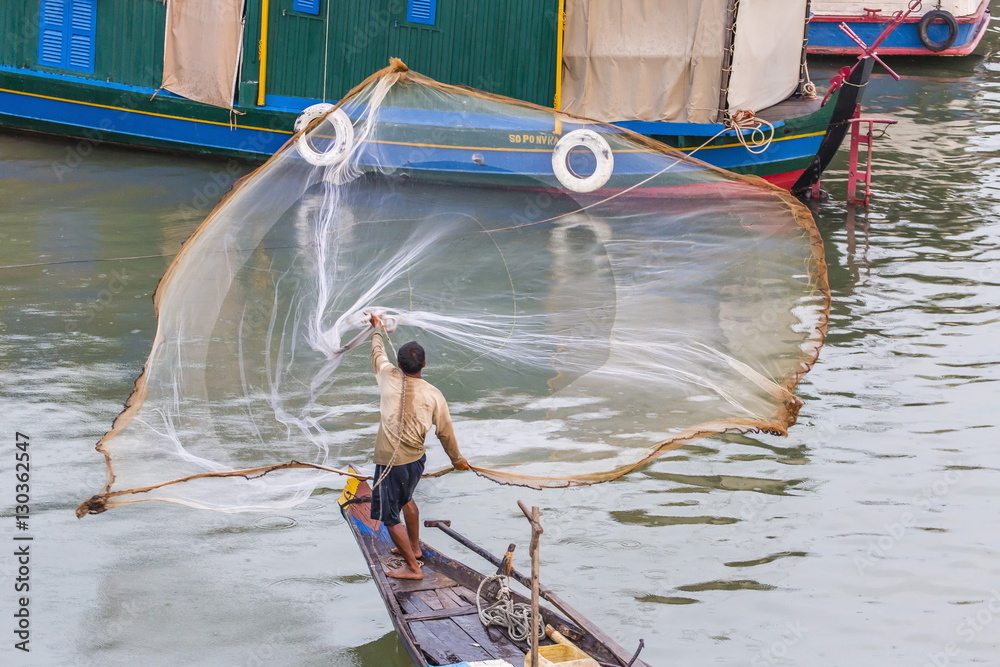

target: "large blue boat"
[0,0,874,194]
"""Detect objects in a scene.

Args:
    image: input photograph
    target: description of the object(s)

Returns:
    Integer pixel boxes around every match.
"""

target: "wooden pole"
[530,506,540,667]
[518,500,543,667]
[424,518,636,665]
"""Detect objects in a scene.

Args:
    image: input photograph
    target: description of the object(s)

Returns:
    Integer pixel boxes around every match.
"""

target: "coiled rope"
[725,110,776,155]
[476,574,545,643]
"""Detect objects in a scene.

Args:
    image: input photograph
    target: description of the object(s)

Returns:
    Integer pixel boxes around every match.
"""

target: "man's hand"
[453,457,471,471]
[369,312,383,329]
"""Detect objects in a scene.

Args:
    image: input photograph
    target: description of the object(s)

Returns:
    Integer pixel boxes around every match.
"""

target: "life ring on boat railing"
[294,105,355,166]
[917,10,959,53]
[551,129,615,193]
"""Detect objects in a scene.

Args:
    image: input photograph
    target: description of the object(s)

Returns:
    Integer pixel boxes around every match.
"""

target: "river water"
[2,19,1000,667]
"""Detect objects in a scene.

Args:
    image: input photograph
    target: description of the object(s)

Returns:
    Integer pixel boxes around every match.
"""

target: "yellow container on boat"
[524,643,600,667]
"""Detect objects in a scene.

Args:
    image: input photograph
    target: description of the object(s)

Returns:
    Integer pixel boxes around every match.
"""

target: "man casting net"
[77,61,829,516]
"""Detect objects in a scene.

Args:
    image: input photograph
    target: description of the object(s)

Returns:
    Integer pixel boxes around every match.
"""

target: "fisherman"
[367,312,470,580]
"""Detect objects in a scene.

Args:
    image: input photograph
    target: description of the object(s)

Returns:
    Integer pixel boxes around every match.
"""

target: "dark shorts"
[370,455,426,526]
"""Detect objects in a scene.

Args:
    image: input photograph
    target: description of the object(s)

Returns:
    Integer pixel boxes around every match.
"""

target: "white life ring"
[294,105,355,167]
[293,102,334,133]
[551,129,614,193]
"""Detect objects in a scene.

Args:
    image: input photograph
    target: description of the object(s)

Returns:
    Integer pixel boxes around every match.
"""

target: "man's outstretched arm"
[433,403,470,470]
[369,313,392,375]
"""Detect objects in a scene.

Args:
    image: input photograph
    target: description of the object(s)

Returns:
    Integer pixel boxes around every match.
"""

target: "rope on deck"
[476,574,545,643]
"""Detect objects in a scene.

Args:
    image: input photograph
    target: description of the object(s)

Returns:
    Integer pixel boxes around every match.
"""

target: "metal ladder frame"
[846,107,898,206]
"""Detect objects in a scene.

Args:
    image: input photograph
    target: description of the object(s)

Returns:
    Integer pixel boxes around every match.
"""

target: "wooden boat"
[0,0,869,195]
[807,0,990,56]
[338,472,649,667]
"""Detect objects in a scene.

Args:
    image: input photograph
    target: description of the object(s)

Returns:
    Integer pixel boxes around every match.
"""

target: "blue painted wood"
[615,118,786,137]
[807,18,980,53]
[263,93,326,110]
[0,80,821,174]
[36,0,95,73]
[292,0,320,16]
[407,0,437,25]
[0,87,289,156]
[38,0,66,68]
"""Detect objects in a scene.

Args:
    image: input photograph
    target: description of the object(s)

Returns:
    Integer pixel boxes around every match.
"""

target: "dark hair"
[397,341,425,375]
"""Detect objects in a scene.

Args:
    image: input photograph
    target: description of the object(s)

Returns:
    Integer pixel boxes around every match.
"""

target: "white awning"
[728,0,808,116]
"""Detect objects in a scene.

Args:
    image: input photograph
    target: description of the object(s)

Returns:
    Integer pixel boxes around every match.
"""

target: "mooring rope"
[725,110,776,155]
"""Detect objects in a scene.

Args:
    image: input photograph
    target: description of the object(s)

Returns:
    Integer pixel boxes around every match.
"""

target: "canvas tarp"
[560,0,809,124]
[811,0,980,16]
[162,0,245,110]
[561,0,729,124]
[727,0,807,115]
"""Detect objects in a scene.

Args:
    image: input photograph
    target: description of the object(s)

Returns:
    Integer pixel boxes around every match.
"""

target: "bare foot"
[386,565,423,580]
[391,546,423,559]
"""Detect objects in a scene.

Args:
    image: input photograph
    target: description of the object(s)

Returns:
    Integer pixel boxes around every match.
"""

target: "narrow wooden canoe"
[338,471,649,667]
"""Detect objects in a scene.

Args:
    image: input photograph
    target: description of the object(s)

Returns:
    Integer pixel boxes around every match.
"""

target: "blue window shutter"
[292,0,320,15]
[68,0,96,72]
[38,0,66,67]
[37,0,95,72]
[407,0,436,25]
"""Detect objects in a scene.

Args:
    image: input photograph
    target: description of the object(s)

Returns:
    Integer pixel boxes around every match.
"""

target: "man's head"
[397,341,426,375]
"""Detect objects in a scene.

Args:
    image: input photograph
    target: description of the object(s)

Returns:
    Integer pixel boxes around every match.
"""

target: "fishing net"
[77,60,828,516]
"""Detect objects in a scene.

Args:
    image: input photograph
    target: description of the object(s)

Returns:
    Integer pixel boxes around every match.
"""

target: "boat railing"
[846,116,899,206]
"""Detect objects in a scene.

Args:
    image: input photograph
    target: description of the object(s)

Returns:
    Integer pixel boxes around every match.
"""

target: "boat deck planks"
[389,550,527,664]
[387,567,459,593]
[340,472,646,666]
[410,618,497,665]
[341,487,534,665]
[452,614,526,661]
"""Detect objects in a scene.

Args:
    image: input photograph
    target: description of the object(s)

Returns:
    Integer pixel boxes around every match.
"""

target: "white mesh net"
[78,61,829,515]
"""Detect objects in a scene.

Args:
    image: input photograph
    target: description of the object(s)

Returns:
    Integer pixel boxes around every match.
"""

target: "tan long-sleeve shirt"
[370,332,462,466]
